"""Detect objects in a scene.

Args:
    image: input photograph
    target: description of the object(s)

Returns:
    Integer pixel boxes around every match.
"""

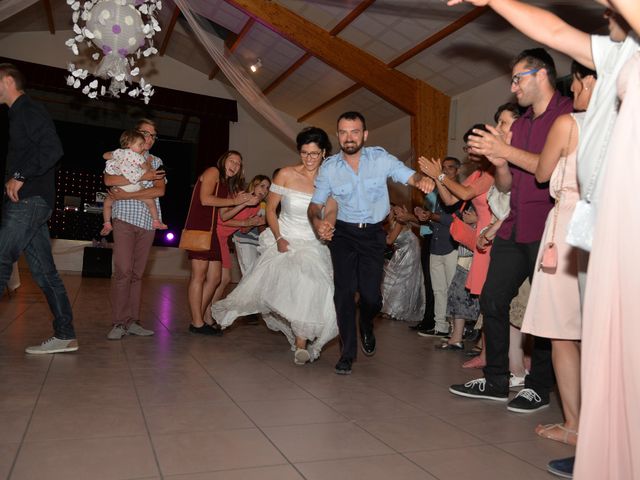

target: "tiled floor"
[0,271,574,480]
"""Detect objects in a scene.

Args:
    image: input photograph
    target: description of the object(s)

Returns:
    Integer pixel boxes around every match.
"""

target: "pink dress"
[464,169,494,295]
[521,115,581,340]
[574,52,640,480]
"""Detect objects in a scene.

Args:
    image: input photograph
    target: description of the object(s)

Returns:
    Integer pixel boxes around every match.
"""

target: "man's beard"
[341,141,363,155]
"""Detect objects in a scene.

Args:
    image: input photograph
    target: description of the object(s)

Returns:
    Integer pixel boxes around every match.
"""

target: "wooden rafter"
[387,7,488,68]
[298,7,486,122]
[262,0,374,96]
[224,0,418,114]
[209,17,255,80]
[222,0,449,182]
[263,52,311,95]
[41,0,55,35]
[298,84,362,123]
[159,6,180,56]
[329,0,375,36]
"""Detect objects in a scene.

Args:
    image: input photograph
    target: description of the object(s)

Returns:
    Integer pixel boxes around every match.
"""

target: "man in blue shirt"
[308,111,433,375]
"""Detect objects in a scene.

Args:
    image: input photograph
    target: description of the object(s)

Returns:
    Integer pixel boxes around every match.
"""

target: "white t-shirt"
[577,33,639,209]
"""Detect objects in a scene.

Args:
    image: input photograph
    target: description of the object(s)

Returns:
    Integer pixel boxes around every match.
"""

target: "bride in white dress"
[211,127,338,364]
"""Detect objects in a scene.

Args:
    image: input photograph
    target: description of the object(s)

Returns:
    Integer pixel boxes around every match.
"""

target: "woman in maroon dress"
[185,150,256,335]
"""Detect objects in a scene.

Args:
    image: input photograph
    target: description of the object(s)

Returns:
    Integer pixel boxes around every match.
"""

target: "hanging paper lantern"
[65,0,162,103]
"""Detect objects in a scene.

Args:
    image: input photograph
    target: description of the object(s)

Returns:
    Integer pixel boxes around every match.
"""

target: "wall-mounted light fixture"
[249,58,262,73]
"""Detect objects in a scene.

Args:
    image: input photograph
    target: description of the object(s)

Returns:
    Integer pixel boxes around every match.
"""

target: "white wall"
[0,30,299,181]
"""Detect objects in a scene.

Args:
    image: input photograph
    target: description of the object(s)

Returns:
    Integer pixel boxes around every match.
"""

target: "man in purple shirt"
[449,49,573,409]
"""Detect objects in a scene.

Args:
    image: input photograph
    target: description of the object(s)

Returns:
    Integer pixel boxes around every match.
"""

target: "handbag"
[487,185,511,221]
[179,180,219,251]
[566,114,612,252]
[539,121,573,273]
[450,202,477,251]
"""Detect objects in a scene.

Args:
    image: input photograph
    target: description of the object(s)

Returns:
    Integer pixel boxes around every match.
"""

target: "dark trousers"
[480,235,554,393]
[328,221,386,361]
[0,196,75,339]
[420,234,435,328]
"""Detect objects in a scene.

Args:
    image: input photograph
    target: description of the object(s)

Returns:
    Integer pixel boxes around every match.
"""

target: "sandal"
[535,423,578,446]
[435,342,464,351]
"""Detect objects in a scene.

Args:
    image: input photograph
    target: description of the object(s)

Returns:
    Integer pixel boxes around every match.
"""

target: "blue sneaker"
[547,456,574,478]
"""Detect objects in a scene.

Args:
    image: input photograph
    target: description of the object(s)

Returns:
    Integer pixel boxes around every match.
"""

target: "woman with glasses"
[212,127,338,365]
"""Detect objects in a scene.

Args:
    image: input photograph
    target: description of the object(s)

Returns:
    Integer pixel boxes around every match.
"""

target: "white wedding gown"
[211,184,338,360]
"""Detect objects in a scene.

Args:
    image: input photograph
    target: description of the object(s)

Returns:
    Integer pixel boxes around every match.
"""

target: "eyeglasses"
[300,151,322,160]
[138,130,157,140]
[511,68,540,86]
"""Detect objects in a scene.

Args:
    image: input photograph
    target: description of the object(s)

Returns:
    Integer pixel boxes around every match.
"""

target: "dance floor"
[0,271,573,479]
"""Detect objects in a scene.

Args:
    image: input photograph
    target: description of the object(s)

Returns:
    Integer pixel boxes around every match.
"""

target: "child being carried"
[101,129,167,235]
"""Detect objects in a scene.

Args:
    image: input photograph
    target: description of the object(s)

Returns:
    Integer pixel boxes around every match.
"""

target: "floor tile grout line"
[121,340,166,480]
[6,354,54,480]
[188,350,313,480]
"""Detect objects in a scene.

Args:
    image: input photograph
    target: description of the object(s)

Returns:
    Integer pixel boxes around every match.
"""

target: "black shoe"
[417,327,448,338]
[507,388,550,413]
[335,357,352,375]
[189,323,223,336]
[435,341,464,351]
[547,456,574,478]
[463,325,480,342]
[360,331,376,356]
[449,378,509,402]
[409,321,431,331]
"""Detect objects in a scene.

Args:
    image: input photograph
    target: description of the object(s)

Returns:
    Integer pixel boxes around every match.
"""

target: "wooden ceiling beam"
[388,6,489,68]
[298,7,484,126]
[159,6,180,56]
[209,17,255,80]
[298,84,362,123]
[41,0,55,35]
[262,0,374,96]
[329,0,375,35]
[224,0,419,114]
[263,52,311,96]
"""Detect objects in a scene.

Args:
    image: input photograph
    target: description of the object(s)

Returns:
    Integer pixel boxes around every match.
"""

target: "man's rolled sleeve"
[386,154,415,185]
[310,163,331,205]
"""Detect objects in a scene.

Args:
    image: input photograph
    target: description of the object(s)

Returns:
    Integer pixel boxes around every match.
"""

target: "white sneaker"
[294,348,310,365]
[25,337,79,354]
[107,325,127,340]
[127,322,154,336]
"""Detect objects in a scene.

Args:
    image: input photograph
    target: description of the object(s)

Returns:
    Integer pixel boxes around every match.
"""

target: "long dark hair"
[216,150,245,195]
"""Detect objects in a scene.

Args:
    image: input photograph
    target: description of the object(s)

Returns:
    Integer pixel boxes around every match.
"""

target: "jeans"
[0,196,75,339]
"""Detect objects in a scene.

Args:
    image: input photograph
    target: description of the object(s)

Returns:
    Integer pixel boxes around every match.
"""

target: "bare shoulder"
[273,165,296,186]
[201,166,220,182]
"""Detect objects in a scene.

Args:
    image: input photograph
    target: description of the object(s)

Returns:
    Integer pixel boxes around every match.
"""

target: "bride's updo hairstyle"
[296,127,332,157]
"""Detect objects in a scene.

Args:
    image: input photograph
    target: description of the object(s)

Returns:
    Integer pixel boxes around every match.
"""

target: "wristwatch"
[12,172,26,182]
[437,173,446,183]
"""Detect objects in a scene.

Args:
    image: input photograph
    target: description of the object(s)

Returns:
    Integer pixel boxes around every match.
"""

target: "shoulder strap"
[185,177,220,233]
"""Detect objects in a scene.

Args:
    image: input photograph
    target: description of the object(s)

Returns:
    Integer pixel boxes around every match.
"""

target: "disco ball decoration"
[65,0,162,103]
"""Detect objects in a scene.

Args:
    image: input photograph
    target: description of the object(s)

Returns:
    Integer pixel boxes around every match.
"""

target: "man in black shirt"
[0,63,78,354]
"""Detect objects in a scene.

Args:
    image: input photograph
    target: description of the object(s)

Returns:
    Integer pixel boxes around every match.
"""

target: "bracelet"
[275,236,284,242]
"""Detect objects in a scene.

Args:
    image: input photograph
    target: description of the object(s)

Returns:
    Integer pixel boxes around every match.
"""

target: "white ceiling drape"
[173,0,297,143]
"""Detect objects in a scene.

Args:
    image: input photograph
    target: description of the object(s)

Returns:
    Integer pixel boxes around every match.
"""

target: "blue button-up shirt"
[311,146,415,224]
